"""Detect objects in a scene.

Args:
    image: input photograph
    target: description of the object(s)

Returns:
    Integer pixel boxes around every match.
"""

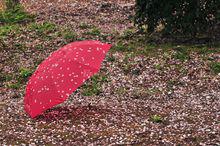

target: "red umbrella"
[24,40,112,118]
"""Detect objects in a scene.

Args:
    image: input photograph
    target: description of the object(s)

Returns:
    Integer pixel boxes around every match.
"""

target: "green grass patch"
[79,22,92,29]
[7,82,21,89]
[210,62,220,74]
[35,44,44,50]
[150,115,163,123]
[0,24,19,37]
[174,51,190,61]
[85,27,101,36]
[119,53,136,74]
[14,42,26,50]
[106,54,116,62]
[29,22,57,35]
[112,36,173,57]
[19,67,33,80]
[120,29,135,40]
[115,87,128,95]
[81,74,108,96]
[0,4,34,24]
[132,88,161,98]
[154,64,163,70]
[112,43,134,52]
[0,73,13,82]
[172,46,190,61]
[62,29,77,43]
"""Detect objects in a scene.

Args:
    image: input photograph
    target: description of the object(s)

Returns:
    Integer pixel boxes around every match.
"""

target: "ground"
[0,0,220,145]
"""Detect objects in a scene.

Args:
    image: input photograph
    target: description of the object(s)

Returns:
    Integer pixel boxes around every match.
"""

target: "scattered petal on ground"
[0,0,219,145]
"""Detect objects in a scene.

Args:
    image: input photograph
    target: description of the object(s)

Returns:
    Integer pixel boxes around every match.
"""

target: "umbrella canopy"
[24,40,112,118]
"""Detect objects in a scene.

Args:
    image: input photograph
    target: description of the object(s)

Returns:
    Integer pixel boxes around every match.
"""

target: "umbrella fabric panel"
[25,61,96,118]
[60,42,111,70]
[25,73,63,118]
[24,40,112,118]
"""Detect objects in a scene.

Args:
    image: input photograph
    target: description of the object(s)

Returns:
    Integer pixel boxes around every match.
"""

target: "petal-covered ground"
[0,0,220,145]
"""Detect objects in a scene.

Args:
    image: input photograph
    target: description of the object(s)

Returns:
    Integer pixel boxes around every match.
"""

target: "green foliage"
[150,115,163,123]
[135,0,220,36]
[0,1,34,24]
[82,74,108,96]
[210,62,220,74]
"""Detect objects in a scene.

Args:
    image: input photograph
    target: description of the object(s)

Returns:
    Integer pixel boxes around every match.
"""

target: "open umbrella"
[24,40,112,118]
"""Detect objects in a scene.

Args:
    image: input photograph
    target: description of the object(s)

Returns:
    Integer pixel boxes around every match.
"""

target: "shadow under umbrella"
[35,105,113,122]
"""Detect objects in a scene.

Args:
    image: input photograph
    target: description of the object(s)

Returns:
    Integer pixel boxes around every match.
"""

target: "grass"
[172,46,190,61]
[85,27,101,36]
[120,28,136,40]
[114,32,220,59]
[112,38,172,57]
[62,29,77,43]
[131,87,161,98]
[29,22,56,35]
[150,115,163,123]
[106,54,116,62]
[1,4,219,95]
[154,64,163,70]
[112,43,134,52]
[197,47,219,54]
[79,22,92,29]
[7,82,21,89]
[210,62,220,74]
[174,51,190,61]
[115,87,127,95]
[35,44,44,50]
[19,67,33,80]
[0,4,34,24]
[81,74,108,96]
[119,53,136,74]
[0,73,13,82]
[0,24,19,38]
